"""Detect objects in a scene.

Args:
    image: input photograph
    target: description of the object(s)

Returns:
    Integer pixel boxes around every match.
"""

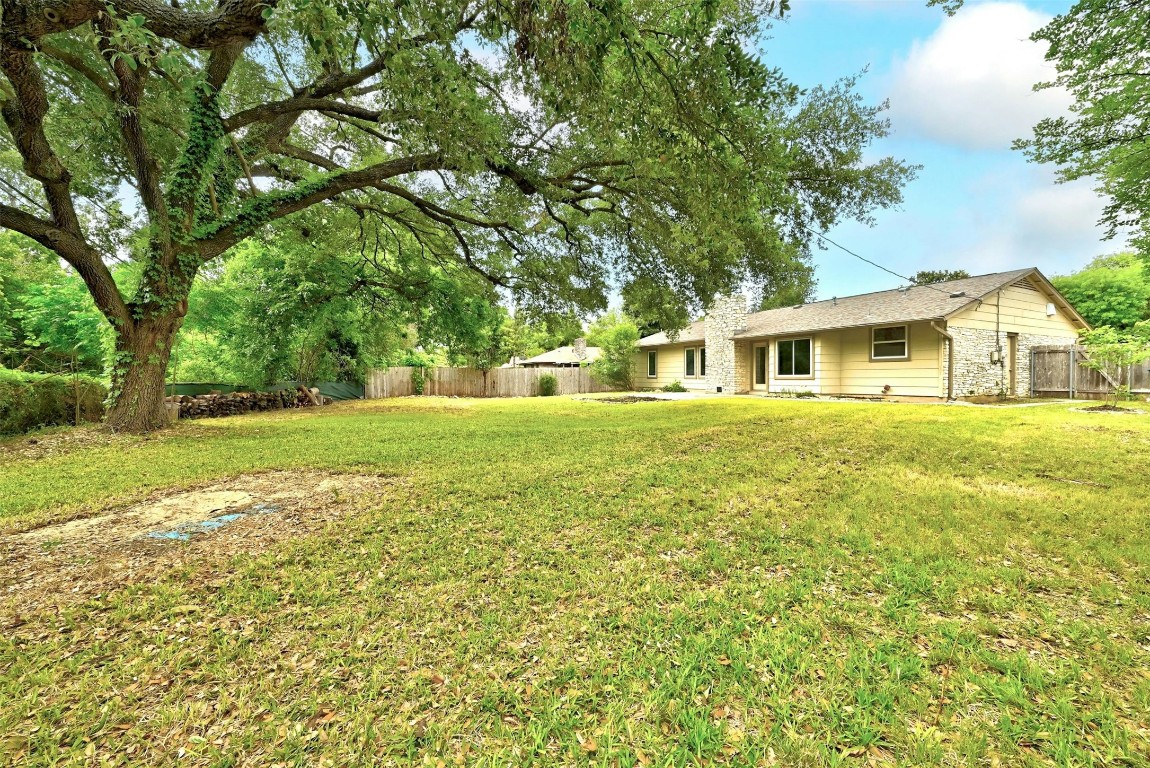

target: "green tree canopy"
[756,259,816,309]
[0,231,109,372]
[587,310,640,389]
[1016,0,1150,257]
[911,269,970,285]
[1052,252,1150,330]
[0,0,914,430]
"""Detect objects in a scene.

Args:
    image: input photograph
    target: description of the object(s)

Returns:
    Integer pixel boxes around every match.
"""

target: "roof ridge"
[744,268,1034,321]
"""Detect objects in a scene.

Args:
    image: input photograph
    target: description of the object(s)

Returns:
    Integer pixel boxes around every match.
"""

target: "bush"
[0,368,106,435]
[538,373,558,397]
[410,366,426,395]
[661,380,687,393]
[587,311,640,390]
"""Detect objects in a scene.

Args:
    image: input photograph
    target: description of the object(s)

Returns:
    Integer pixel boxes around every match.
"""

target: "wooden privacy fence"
[365,366,613,399]
[1031,345,1150,399]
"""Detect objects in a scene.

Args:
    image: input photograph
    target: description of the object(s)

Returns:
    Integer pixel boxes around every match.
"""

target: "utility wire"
[797,223,958,297]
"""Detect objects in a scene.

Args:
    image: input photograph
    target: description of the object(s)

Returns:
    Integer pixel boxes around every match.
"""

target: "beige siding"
[836,322,944,398]
[948,280,1081,336]
[633,343,709,390]
[761,334,838,395]
[740,322,945,398]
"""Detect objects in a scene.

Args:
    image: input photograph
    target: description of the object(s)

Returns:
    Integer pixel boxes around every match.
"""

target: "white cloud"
[887,2,1071,150]
[946,170,1122,276]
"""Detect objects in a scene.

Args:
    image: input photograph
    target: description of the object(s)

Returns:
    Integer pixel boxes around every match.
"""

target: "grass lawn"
[1,397,1148,766]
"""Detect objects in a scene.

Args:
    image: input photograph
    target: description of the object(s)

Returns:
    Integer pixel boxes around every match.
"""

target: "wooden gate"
[1031,345,1150,399]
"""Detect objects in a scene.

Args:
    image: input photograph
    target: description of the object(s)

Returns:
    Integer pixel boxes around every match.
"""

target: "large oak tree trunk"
[104,312,184,433]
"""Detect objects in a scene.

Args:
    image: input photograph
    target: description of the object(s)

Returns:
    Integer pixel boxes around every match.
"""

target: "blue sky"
[762,0,1122,299]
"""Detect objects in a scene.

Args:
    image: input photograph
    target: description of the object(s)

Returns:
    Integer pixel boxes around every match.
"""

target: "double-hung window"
[684,347,706,378]
[776,338,812,377]
[871,325,909,360]
[647,350,658,378]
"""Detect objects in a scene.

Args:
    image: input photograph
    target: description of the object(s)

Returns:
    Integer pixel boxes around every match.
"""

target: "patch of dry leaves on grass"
[0,470,395,625]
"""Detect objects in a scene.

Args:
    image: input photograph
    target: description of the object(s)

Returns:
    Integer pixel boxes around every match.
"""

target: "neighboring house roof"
[638,268,1088,347]
[637,320,706,348]
[519,345,603,366]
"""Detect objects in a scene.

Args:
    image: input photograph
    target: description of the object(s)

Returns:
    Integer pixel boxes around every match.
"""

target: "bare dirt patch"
[0,470,393,622]
[587,395,670,404]
[1070,405,1147,414]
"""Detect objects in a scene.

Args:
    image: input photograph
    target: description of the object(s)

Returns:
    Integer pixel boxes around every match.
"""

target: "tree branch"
[196,152,447,258]
[5,0,275,50]
[36,43,115,99]
[0,203,131,327]
[224,97,389,133]
[0,47,83,235]
[95,20,170,240]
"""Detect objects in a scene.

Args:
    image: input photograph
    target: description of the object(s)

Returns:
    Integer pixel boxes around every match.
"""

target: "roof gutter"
[931,320,955,401]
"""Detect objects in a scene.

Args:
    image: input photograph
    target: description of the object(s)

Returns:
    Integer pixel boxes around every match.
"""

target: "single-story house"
[517,338,602,368]
[634,268,1088,400]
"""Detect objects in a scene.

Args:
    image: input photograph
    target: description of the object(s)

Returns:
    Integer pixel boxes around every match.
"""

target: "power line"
[796,223,957,296]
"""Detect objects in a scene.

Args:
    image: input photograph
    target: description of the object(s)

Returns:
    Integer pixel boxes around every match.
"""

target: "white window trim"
[776,337,813,379]
[647,350,657,378]
[698,346,707,378]
[684,347,697,378]
[871,325,909,361]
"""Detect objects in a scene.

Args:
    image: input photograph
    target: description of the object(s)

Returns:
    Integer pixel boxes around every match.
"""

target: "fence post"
[1029,349,1034,397]
[1069,347,1076,400]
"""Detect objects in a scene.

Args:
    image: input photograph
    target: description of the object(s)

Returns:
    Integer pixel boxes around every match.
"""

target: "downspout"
[931,320,955,401]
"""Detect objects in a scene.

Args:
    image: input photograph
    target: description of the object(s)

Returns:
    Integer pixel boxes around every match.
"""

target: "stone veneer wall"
[704,294,748,393]
[951,327,1002,396]
[733,340,750,393]
[950,327,1076,397]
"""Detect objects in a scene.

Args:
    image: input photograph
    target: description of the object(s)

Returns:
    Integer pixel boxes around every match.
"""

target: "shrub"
[410,366,426,395]
[0,368,107,435]
[661,380,687,393]
[1079,322,1150,407]
[587,311,639,389]
[538,373,558,397]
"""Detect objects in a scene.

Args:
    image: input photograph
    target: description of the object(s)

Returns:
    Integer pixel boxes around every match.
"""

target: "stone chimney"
[704,294,748,393]
[572,337,588,359]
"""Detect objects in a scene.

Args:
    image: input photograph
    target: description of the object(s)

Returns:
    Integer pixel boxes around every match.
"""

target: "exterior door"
[752,344,768,390]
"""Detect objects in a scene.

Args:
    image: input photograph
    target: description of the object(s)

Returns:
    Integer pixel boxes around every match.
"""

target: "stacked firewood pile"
[167,386,325,420]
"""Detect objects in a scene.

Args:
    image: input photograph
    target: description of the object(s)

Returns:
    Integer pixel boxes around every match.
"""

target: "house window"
[647,350,657,377]
[872,325,908,360]
[699,347,706,377]
[685,347,696,378]
[776,338,812,377]
[754,346,767,386]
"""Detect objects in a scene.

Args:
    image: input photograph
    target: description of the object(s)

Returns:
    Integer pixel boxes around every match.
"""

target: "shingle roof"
[735,269,1038,339]
[637,269,1074,347]
[519,345,603,365]
[636,320,705,348]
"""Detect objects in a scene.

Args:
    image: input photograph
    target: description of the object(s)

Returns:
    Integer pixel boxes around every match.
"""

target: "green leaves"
[587,310,640,388]
[1018,0,1150,256]
[1052,253,1150,330]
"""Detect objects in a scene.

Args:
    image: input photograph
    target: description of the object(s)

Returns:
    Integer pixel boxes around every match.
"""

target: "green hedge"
[0,368,107,435]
